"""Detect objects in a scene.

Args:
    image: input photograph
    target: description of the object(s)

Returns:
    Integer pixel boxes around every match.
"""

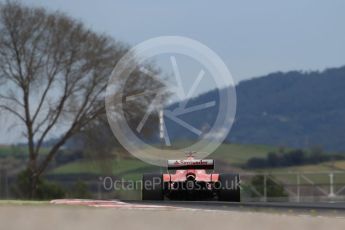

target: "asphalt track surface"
[127,200,345,213]
[1,199,345,230]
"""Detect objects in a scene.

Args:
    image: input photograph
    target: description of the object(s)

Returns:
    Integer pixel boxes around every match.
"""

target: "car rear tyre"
[218,173,240,202]
[142,173,164,200]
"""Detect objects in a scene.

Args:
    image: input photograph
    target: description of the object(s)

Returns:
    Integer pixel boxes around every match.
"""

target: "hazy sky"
[1,0,345,144]
[16,0,345,82]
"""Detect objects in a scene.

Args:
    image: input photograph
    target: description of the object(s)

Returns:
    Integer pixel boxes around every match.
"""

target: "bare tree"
[0,2,162,198]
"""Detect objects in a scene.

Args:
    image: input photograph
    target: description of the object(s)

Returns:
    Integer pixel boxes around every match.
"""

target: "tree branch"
[0,104,25,122]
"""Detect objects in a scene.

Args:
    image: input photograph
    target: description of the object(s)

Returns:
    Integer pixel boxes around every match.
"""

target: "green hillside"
[47,143,279,177]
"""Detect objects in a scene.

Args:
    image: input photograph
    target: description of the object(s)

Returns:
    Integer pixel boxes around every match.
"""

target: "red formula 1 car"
[142,155,240,202]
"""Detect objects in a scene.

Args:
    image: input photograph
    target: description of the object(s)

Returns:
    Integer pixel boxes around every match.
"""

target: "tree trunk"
[30,170,39,199]
[28,156,38,199]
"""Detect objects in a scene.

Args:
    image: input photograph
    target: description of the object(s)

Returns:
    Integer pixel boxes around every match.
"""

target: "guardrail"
[239,171,345,202]
[1,169,345,201]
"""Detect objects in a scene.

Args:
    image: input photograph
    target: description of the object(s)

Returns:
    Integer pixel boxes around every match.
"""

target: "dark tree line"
[245,149,345,169]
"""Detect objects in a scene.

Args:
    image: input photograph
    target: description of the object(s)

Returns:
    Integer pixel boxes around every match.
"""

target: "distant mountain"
[165,66,345,152]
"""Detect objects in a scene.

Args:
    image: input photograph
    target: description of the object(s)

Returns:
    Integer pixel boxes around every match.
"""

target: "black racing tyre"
[218,173,240,202]
[142,173,164,200]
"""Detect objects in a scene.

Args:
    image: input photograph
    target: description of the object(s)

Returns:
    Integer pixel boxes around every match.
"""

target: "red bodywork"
[162,156,220,199]
[163,168,219,183]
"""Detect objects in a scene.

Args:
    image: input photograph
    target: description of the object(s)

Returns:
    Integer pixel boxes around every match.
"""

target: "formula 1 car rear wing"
[167,159,214,170]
